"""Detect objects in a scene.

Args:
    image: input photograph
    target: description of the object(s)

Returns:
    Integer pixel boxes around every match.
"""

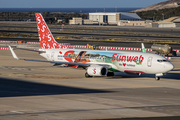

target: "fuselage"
[39,48,174,74]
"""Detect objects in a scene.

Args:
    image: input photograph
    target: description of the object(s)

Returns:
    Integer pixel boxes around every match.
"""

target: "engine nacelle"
[87,66,107,76]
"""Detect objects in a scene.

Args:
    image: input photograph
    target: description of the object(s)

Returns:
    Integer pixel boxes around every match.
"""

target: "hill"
[135,6,180,21]
[132,0,180,12]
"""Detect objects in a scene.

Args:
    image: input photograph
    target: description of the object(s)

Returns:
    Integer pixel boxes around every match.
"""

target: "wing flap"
[22,59,90,67]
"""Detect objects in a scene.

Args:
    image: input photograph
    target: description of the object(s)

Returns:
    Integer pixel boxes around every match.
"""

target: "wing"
[16,47,46,53]
[9,46,112,69]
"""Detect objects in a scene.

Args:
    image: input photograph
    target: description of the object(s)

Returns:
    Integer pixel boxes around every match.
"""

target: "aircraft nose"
[166,63,174,71]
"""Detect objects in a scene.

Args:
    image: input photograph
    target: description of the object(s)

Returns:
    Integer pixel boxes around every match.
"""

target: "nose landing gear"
[155,76,160,80]
[155,73,166,80]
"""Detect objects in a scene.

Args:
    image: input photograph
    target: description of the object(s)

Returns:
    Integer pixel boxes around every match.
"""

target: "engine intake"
[87,66,107,76]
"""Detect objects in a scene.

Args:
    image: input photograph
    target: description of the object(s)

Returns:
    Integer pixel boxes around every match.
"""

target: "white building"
[82,19,93,24]
[89,12,141,24]
[117,20,146,27]
[69,18,82,25]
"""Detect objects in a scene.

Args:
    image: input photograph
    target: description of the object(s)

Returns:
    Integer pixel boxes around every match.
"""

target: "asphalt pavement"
[0,49,180,119]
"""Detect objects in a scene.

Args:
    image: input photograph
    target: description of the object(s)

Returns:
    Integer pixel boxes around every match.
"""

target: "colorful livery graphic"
[9,13,174,80]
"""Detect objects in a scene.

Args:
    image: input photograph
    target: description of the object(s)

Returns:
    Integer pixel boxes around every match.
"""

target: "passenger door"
[147,57,153,67]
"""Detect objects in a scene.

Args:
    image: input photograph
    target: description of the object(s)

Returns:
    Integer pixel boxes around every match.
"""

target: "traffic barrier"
[0,47,10,50]
[0,41,180,53]
[68,45,153,51]
[67,45,180,53]
[173,50,180,53]
[0,41,70,45]
[0,41,16,43]
[166,57,171,60]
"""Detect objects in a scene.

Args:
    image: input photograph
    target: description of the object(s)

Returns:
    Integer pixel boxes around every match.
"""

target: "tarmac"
[0,49,180,120]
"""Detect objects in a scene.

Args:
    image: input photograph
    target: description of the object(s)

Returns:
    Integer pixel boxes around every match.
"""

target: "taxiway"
[0,49,180,119]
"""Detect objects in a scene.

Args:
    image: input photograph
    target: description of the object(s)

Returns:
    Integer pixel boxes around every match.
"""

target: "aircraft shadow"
[137,72,180,80]
[161,73,180,80]
[0,77,111,98]
[107,73,180,80]
[172,69,180,71]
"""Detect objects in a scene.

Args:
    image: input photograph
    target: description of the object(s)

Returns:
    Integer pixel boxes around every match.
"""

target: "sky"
[0,0,167,8]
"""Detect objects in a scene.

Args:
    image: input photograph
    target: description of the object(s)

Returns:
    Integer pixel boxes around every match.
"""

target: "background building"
[117,20,146,27]
[89,12,141,24]
[150,16,180,28]
[69,18,82,25]
[82,19,93,25]
[69,12,143,26]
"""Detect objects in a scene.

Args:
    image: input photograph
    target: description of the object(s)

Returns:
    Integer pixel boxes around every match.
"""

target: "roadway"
[1,22,180,42]
[1,23,180,36]
[1,22,180,49]
[0,49,180,119]
[0,29,180,41]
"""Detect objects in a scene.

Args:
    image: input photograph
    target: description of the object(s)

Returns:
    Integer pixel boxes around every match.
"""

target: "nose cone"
[166,62,174,72]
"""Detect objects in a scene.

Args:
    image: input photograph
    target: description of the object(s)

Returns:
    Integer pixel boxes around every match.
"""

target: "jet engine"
[87,66,107,76]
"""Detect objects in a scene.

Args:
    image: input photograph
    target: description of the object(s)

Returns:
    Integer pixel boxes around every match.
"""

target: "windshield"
[157,59,168,62]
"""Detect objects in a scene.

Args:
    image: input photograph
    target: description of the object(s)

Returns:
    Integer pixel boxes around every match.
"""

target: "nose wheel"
[155,76,160,80]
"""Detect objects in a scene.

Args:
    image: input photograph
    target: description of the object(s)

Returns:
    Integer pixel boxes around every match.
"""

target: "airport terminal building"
[89,12,141,24]
[69,12,180,28]
[69,12,142,26]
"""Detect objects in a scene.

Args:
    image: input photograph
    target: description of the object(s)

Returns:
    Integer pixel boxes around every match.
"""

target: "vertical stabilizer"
[141,43,146,53]
[35,13,67,49]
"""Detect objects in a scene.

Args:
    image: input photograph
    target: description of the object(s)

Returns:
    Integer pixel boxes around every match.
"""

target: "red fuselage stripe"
[124,70,145,73]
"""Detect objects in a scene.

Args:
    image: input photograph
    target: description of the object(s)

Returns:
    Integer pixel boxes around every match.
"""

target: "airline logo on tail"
[141,43,146,53]
[35,13,67,49]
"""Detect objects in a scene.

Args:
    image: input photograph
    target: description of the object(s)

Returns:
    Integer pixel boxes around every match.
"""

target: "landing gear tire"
[85,72,92,78]
[155,76,160,81]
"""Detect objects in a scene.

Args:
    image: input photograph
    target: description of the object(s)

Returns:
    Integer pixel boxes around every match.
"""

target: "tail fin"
[35,13,67,49]
[141,43,146,53]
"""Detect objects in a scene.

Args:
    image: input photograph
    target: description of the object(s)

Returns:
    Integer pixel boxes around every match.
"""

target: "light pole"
[162,13,164,21]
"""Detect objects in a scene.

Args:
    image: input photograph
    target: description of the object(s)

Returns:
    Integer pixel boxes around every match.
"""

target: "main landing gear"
[85,72,92,78]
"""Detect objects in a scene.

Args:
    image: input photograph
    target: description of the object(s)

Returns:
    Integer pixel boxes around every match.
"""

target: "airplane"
[9,13,174,80]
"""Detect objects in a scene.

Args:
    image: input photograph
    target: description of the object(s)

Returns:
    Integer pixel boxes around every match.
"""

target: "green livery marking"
[108,68,120,72]
[136,62,142,65]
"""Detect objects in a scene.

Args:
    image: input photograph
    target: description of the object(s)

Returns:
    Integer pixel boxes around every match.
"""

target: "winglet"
[9,46,19,60]
[141,43,146,53]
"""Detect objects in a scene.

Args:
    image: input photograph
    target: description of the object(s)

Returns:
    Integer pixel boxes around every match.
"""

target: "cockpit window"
[157,59,168,62]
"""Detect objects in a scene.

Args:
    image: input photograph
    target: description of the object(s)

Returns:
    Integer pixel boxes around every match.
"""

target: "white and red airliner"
[9,13,174,80]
